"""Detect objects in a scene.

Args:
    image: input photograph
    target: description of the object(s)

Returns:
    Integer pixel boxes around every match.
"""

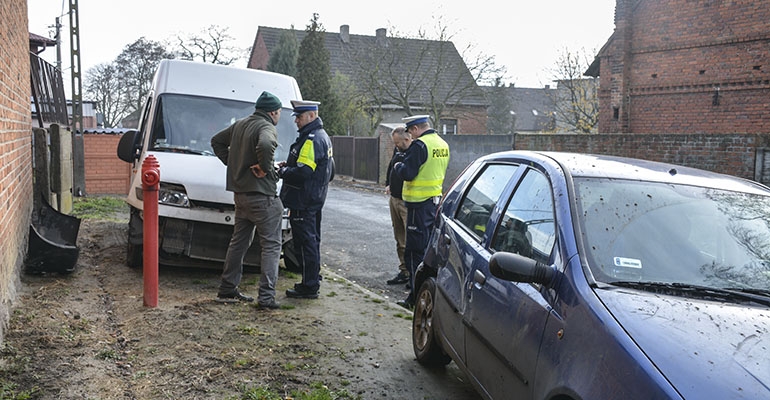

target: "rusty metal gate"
[331,136,379,182]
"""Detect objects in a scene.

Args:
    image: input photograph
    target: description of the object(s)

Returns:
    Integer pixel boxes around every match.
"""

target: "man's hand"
[250,164,266,178]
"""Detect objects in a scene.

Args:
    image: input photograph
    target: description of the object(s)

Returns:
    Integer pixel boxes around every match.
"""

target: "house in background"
[587,0,770,134]
[29,32,56,55]
[248,25,488,135]
[508,86,557,133]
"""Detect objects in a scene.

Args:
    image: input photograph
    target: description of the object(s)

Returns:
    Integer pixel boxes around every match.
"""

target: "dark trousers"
[404,199,438,301]
[289,209,322,291]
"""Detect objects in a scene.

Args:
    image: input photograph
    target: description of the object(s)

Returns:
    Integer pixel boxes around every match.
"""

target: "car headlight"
[158,182,190,208]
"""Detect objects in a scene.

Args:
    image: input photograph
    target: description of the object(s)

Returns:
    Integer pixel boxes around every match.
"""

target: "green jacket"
[211,109,279,196]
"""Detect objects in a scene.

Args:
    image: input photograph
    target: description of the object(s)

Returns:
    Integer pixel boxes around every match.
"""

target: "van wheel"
[127,241,143,269]
[282,238,301,272]
[126,207,143,268]
[413,278,451,366]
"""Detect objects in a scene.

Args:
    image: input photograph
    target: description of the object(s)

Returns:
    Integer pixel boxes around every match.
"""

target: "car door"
[434,163,521,366]
[464,167,558,400]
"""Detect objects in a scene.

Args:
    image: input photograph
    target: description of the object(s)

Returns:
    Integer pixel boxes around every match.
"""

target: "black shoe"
[286,285,319,299]
[396,299,414,310]
[216,291,254,303]
[257,301,281,310]
[387,271,410,285]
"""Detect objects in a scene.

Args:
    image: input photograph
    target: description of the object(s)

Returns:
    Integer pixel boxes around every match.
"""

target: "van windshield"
[149,93,296,162]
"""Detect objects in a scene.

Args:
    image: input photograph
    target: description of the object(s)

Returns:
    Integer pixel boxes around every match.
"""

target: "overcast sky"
[27,0,616,90]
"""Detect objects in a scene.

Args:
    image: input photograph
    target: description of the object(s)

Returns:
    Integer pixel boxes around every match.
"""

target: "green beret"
[255,91,282,111]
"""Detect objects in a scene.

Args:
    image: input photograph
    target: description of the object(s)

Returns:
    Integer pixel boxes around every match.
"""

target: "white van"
[117,59,300,271]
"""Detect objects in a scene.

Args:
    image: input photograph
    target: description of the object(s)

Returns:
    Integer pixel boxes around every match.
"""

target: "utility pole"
[53,17,62,71]
[68,0,86,196]
[68,0,82,134]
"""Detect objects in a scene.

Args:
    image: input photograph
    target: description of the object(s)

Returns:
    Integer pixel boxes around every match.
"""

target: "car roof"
[479,150,770,194]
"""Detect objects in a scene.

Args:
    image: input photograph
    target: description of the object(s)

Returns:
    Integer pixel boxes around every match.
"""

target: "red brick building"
[0,0,34,342]
[587,0,770,134]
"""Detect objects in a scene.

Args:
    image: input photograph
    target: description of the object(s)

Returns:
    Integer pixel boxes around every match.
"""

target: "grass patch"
[394,313,413,320]
[96,349,119,360]
[235,381,360,400]
[237,326,270,337]
[282,271,300,279]
[0,380,36,400]
[71,196,128,221]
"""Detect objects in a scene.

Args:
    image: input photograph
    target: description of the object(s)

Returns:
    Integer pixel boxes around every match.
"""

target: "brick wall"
[600,0,770,133]
[455,105,488,135]
[247,31,269,70]
[514,132,770,181]
[0,0,33,343]
[83,133,131,195]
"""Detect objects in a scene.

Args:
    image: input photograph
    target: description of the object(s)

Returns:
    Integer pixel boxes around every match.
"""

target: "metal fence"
[30,52,68,127]
[331,136,379,182]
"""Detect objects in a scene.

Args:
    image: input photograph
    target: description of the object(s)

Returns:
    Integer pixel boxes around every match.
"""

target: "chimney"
[340,25,350,43]
[376,28,387,46]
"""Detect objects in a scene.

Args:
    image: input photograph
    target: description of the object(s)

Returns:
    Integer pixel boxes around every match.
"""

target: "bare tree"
[84,63,130,128]
[173,25,246,65]
[546,47,599,133]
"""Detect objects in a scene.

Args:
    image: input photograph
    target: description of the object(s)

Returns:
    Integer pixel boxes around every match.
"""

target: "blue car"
[411,151,770,400]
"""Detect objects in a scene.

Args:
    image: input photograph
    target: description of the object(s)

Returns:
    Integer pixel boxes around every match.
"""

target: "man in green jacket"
[211,91,284,309]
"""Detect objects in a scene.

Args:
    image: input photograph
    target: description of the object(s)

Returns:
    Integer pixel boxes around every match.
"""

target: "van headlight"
[158,182,190,207]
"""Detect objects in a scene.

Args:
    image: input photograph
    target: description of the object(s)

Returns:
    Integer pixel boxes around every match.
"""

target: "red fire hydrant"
[141,155,160,308]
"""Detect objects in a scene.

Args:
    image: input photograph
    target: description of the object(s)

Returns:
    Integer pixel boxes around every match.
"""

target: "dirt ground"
[0,214,477,399]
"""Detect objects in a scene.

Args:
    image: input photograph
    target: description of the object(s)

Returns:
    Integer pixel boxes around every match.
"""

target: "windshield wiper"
[724,287,770,300]
[153,145,212,156]
[608,281,770,306]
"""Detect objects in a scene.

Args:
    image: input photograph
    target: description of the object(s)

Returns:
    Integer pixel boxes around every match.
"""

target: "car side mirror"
[117,130,140,163]
[489,252,554,285]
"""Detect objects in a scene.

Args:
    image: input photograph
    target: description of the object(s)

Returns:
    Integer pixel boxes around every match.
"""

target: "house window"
[439,119,457,135]
[613,107,620,120]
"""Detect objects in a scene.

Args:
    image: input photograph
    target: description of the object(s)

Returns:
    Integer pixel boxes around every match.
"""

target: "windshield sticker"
[614,257,642,269]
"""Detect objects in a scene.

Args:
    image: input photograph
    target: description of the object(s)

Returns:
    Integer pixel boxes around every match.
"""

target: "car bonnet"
[595,288,770,399]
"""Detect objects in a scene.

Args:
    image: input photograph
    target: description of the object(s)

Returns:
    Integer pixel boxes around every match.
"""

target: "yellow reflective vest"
[402,133,450,203]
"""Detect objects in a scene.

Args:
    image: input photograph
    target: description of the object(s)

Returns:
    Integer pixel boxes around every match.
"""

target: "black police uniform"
[279,117,334,297]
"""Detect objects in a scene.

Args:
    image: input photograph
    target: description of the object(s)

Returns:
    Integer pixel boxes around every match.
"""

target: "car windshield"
[576,178,770,292]
[148,93,295,162]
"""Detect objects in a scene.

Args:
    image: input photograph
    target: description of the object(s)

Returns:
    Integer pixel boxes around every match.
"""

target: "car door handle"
[442,234,451,245]
[474,270,486,286]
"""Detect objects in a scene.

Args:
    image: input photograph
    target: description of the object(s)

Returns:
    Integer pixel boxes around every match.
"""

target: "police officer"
[277,100,334,299]
[393,115,449,309]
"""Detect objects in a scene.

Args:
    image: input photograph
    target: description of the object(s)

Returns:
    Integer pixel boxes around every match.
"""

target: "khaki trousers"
[389,196,408,274]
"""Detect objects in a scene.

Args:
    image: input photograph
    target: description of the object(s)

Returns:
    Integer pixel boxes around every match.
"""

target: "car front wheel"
[413,277,451,366]
[282,238,301,272]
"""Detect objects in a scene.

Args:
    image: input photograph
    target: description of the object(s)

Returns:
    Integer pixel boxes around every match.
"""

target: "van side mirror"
[117,130,140,162]
[489,252,554,285]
